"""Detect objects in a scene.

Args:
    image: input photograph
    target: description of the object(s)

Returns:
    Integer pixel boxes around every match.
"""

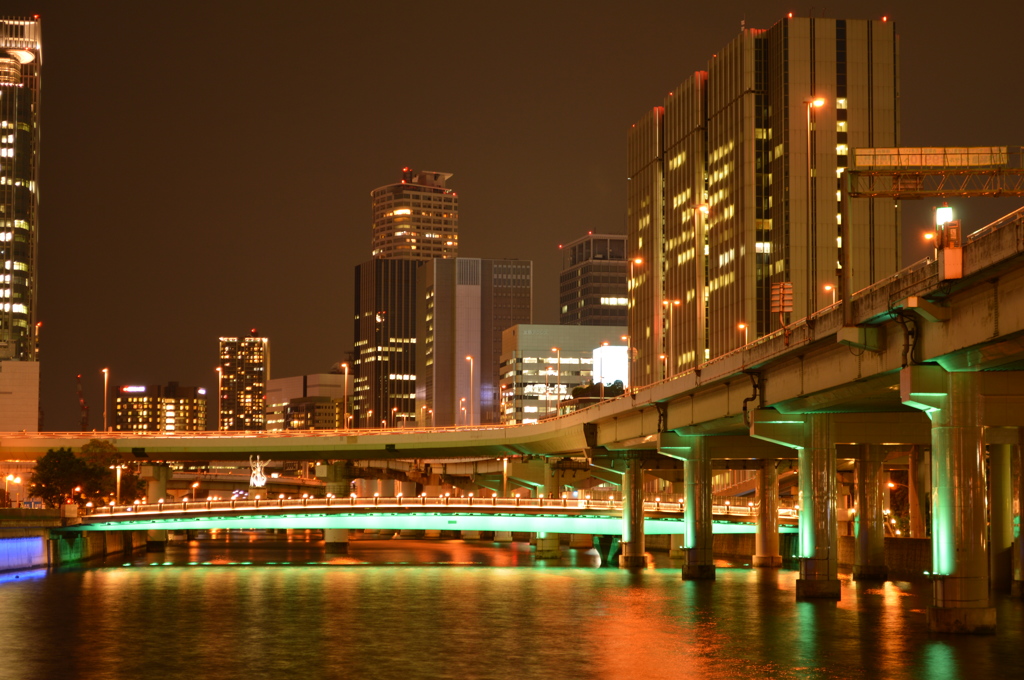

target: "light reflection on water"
[0,532,1021,680]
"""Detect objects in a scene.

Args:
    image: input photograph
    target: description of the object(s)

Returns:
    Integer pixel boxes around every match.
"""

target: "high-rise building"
[0,17,41,432]
[627,16,899,385]
[113,382,208,432]
[559,233,628,326]
[218,331,270,431]
[371,168,458,260]
[498,324,626,424]
[353,168,459,428]
[266,372,349,431]
[417,258,533,426]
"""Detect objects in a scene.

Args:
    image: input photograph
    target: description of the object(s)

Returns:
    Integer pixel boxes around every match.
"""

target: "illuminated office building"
[266,372,349,431]
[559,233,628,327]
[354,169,459,428]
[113,383,208,432]
[218,331,270,431]
[499,324,626,424]
[417,258,533,426]
[627,15,899,384]
[0,17,41,431]
[371,168,458,260]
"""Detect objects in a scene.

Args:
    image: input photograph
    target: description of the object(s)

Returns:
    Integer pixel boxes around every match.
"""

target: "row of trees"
[28,440,140,508]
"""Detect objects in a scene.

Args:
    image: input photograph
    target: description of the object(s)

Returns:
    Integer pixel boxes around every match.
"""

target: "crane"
[76,374,90,431]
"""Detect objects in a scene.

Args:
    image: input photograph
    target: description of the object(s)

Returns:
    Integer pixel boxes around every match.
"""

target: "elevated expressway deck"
[4,207,1024,464]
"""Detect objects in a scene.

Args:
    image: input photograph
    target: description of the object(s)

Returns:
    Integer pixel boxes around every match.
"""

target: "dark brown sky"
[9,0,1023,431]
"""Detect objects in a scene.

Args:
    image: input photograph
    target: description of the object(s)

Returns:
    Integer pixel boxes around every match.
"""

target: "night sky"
[6,1,1022,431]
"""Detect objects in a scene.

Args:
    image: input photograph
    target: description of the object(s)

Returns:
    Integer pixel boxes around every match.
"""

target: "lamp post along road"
[806,97,826,314]
[102,368,110,432]
[465,355,474,425]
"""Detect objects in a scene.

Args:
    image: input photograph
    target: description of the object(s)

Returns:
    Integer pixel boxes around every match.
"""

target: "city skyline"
[3,1,1021,430]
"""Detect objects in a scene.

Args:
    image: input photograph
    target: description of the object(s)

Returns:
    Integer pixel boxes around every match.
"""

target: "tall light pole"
[110,463,127,505]
[824,284,836,305]
[391,406,398,428]
[4,474,21,507]
[366,409,373,429]
[215,366,222,431]
[662,299,680,378]
[101,368,109,431]
[465,355,474,425]
[806,97,826,314]
[460,397,466,425]
[341,362,349,429]
[737,322,750,345]
[551,347,561,417]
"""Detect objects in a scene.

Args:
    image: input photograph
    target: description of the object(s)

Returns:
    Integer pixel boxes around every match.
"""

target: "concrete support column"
[908,446,930,538]
[927,370,995,632]
[535,461,560,559]
[753,462,781,567]
[990,443,1013,592]
[796,413,840,599]
[316,462,353,554]
[682,438,714,579]
[139,464,171,552]
[619,455,646,567]
[854,445,888,581]
[494,531,514,543]
[669,480,686,558]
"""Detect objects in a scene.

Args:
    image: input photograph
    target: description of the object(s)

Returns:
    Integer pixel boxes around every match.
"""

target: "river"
[1,531,1022,680]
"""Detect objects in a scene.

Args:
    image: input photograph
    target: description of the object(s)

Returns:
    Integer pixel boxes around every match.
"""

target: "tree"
[79,439,141,504]
[28,448,104,508]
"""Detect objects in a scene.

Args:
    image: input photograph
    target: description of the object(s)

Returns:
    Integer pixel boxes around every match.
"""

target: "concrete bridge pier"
[753,462,781,567]
[619,454,646,567]
[680,438,714,579]
[853,445,888,581]
[316,462,353,554]
[902,367,996,633]
[139,464,171,552]
[535,463,561,559]
[669,480,686,558]
[989,441,1014,593]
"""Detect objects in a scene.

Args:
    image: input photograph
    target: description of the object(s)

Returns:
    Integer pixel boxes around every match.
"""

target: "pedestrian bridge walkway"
[63,496,798,537]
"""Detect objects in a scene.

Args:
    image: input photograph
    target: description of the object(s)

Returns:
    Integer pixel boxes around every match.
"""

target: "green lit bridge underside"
[64,510,797,536]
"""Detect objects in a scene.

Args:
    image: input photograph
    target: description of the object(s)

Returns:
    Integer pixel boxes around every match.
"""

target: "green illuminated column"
[853,445,887,581]
[903,367,995,632]
[796,413,840,599]
[753,461,781,567]
[316,462,352,554]
[669,480,686,558]
[681,437,714,579]
[990,442,1013,592]
[619,455,646,567]
[139,464,171,552]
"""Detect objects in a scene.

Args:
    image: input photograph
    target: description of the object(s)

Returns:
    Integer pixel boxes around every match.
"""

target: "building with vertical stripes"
[416,258,533,427]
[559,233,628,327]
[627,15,899,385]
[0,16,41,431]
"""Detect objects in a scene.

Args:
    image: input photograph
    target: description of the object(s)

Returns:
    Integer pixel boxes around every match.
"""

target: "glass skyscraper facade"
[628,16,899,384]
[218,332,270,431]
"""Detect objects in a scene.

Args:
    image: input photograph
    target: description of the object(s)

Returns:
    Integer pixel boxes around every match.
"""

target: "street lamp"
[662,299,681,378]
[341,362,349,429]
[4,474,21,507]
[551,347,561,416]
[215,366,222,431]
[460,397,466,425]
[191,480,200,501]
[101,367,109,431]
[366,409,373,429]
[806,96,826,313]
[823,284,836,305]
[391,406,398,428]
[109,463,127,505]
[737,322,749,345]
[465,355,474,425]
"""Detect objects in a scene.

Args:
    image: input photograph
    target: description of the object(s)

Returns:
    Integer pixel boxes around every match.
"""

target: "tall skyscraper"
[113,382,208,432]
[417,258,533,426]
[627,16,899,384]
[0,16,41,431]
[559,233,628,326]
[218,331,270,431]
[353,169,459,428]
[371,168,458,259]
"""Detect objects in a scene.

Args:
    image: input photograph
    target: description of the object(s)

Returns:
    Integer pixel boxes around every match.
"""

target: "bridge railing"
[81,495,796,520]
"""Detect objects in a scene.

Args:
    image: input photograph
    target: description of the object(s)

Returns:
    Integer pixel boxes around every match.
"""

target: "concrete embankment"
[1,509,147,573]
